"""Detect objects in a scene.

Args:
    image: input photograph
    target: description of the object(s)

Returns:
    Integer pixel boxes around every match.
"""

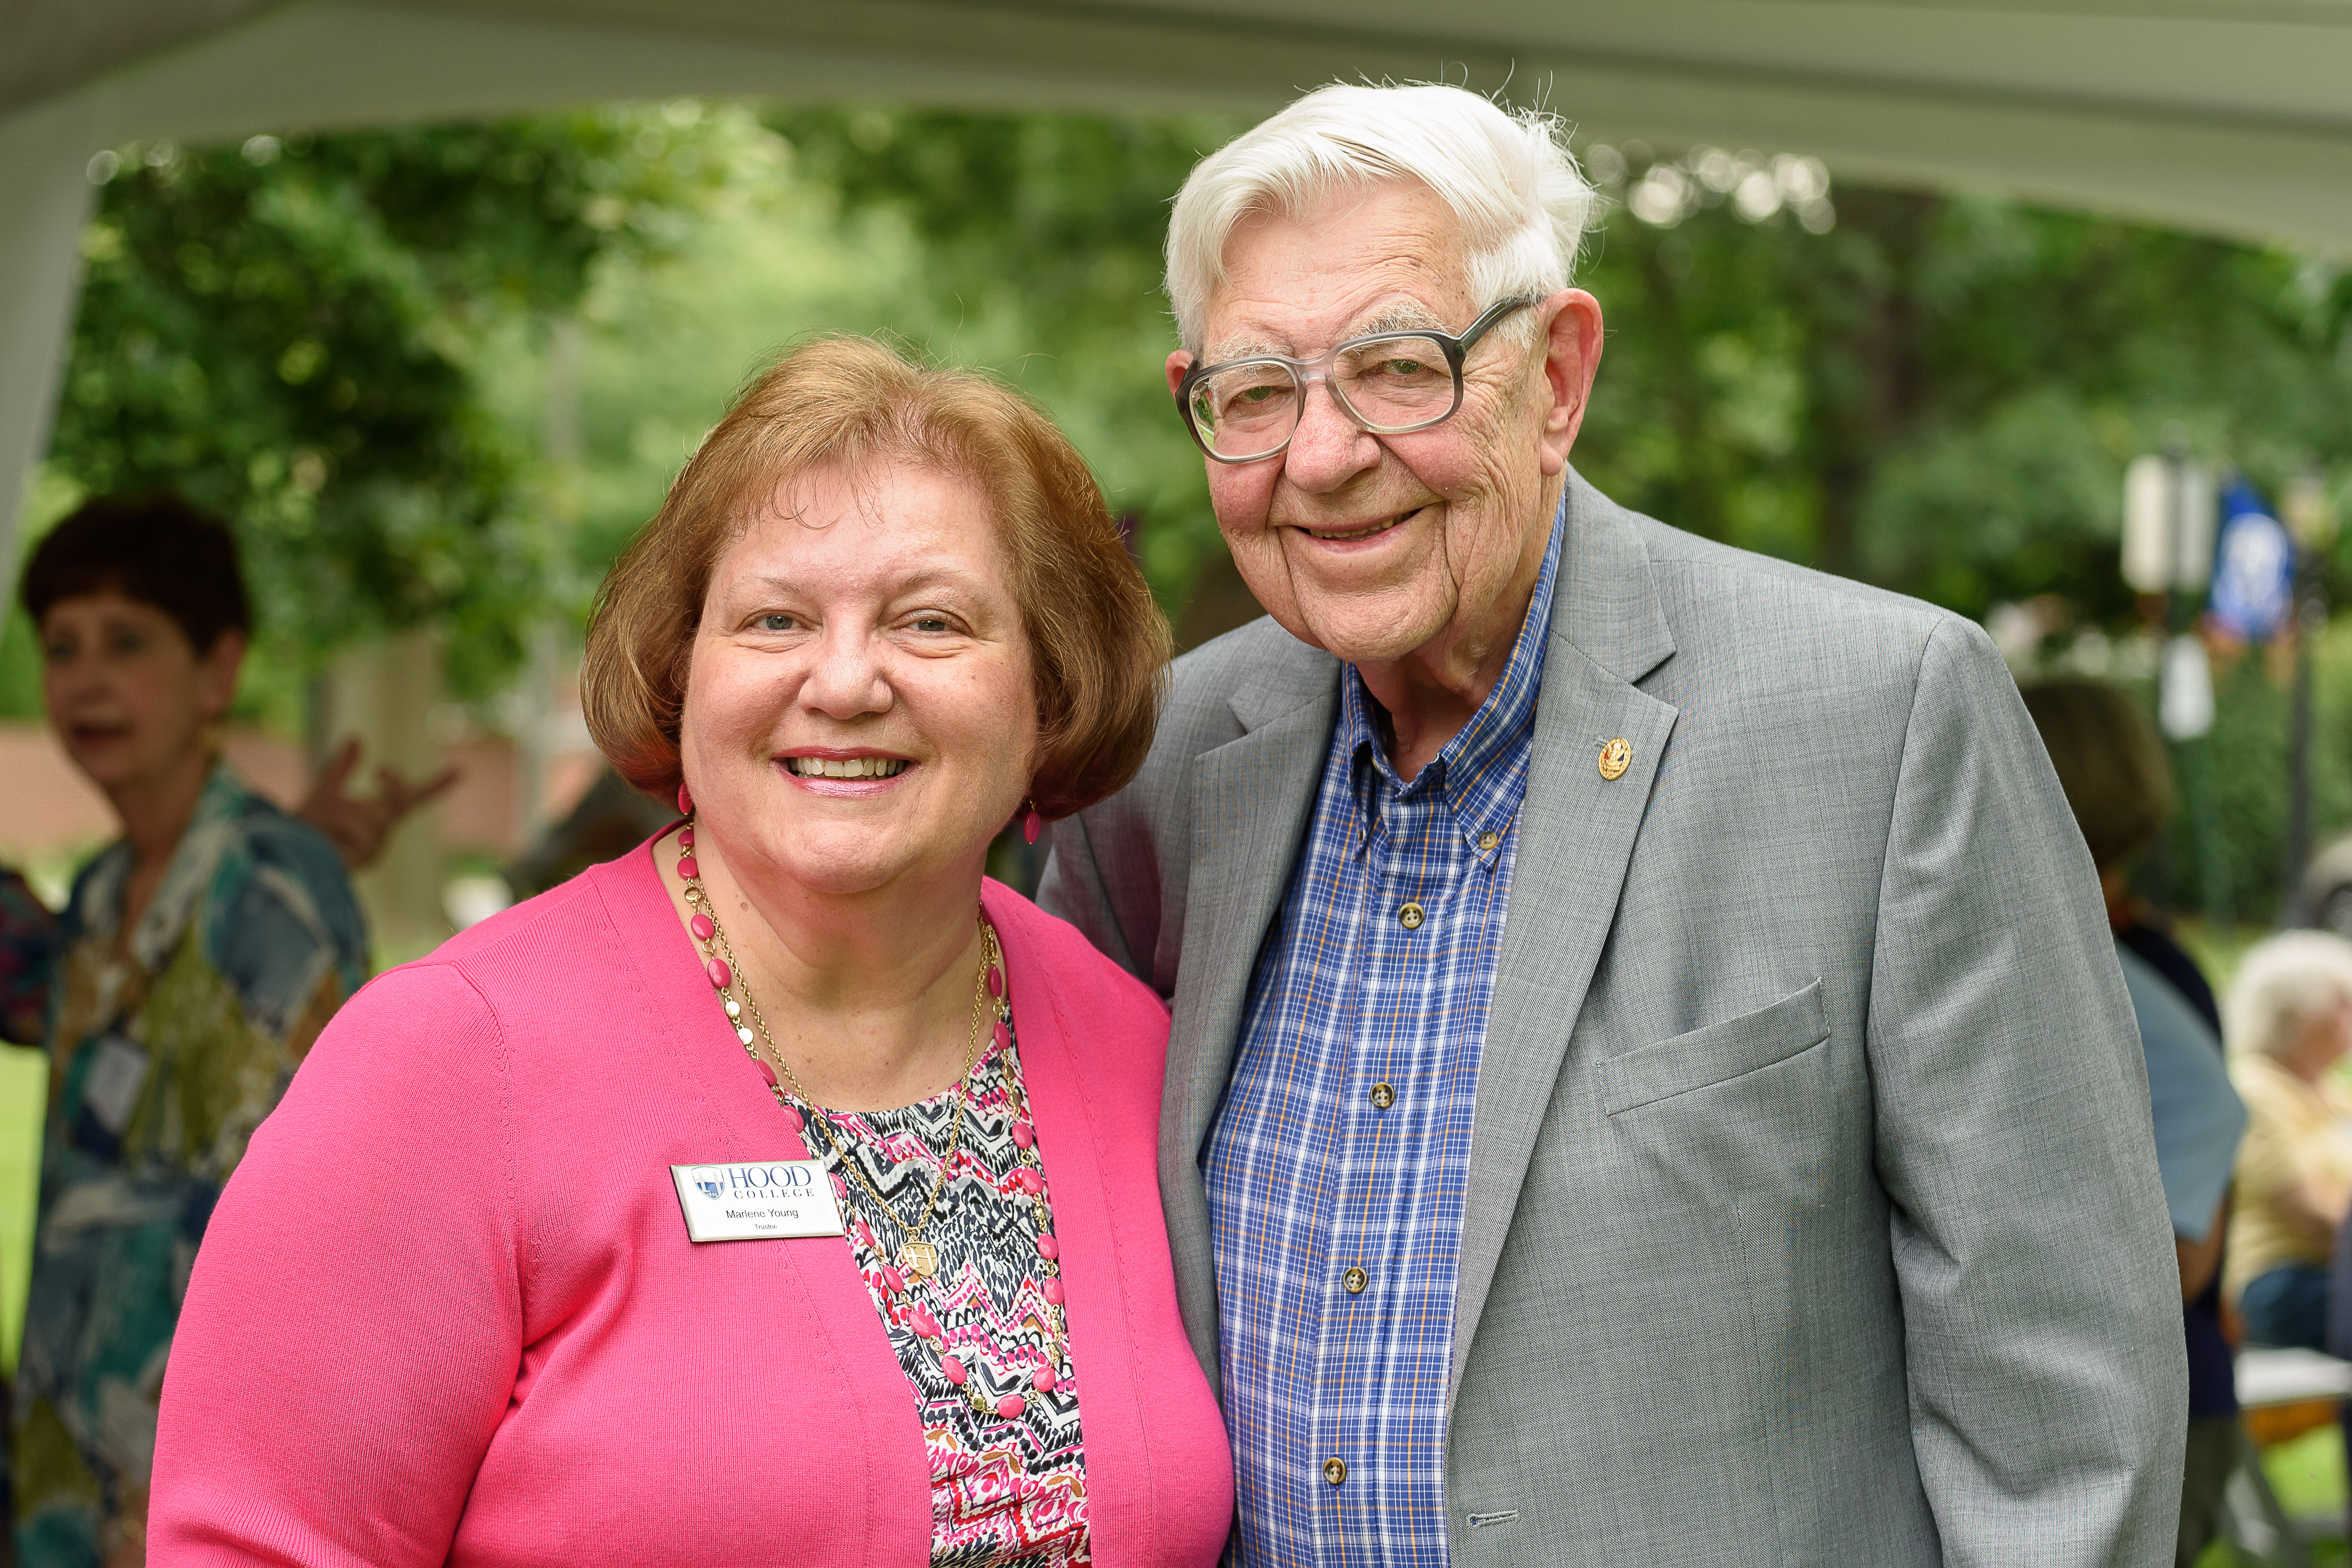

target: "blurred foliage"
[1574,157,2352,620]
[17,101,2352,920]
[763,108,1246,601]
[2133,626,2352,926]
[1571,144,2352,925]
[31,106,733,711]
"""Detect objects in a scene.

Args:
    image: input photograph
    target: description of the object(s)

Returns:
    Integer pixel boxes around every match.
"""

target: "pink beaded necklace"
[671,808,1071,1421]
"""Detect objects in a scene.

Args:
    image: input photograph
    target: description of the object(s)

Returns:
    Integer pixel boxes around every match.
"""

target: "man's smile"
[1291,505,1430,545]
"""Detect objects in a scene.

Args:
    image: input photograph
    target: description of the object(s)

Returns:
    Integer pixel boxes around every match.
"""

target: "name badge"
[670,1160,845,1243]
[82,1033,151,1136]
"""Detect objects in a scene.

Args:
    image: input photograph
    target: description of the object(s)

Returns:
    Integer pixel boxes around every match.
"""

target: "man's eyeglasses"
[1175,296,1540,465]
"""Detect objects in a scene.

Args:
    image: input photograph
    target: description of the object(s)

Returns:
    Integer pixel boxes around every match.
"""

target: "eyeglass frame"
[1173,294,1544,465]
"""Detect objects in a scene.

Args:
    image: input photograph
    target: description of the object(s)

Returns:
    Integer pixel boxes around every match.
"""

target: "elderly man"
[1040,82,2186,1564]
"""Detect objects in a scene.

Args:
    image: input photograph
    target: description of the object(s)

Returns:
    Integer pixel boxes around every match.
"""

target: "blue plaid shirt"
[1203,499,1564,1566]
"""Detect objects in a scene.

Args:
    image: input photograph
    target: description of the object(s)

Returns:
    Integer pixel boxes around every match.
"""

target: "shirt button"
[1323,1456,1347,1486]
[1343,1266,1368,1294]
[1397,901,1424,930]
[1478,830,1499,852]
[1369,1081,1395,1110]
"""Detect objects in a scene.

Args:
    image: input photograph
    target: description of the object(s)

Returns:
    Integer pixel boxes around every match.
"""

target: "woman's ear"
[195,628,248,723]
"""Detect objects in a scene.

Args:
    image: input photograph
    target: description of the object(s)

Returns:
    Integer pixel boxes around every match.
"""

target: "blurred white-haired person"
[1043,78,2183,1566]
[2226,930,2352,1347]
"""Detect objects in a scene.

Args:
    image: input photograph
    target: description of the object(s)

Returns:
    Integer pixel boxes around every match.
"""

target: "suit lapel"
[1449,476,1680,1393]
[1171,653,1340,1162]
[1158,640,1337,1386]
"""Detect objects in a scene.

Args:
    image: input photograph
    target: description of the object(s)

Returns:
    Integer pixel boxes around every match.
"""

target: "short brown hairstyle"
[2020,678,2174,871]
[583,335,1169,821]
[22,492,251,654]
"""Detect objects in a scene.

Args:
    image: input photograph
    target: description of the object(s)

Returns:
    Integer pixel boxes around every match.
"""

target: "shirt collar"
[77,759,250,974]
[1339,490,1566,843]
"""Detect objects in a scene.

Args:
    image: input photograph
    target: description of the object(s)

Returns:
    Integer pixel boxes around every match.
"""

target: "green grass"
[2269,1422,2349,1519]
[2206,1543,2352,1567]
[2199,1537,2352,1565]
[2191,1425,2350,1565]
[0,1046,46,1375]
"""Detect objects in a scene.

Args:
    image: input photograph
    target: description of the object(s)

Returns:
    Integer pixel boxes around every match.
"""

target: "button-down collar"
[1339,492,1565,869]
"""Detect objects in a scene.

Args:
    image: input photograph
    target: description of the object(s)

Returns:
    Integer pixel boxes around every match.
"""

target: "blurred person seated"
[9,493,379,1568]
[2226,930,2352,1351]
[2024,679,2249,1565]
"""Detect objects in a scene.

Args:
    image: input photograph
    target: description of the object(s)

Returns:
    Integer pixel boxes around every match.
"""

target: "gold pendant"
[899,1240,938,1279]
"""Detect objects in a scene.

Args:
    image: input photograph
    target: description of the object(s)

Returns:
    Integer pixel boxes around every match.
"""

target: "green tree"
[766,108,1247,604]
[29,102,2350,918]
[1574,146,2352,920]
[33,108,732,709]
[1575,151,2352,621]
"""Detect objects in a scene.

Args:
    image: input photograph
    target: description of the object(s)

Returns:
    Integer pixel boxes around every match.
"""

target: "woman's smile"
[780,749,918,793]
[783,755,910,780]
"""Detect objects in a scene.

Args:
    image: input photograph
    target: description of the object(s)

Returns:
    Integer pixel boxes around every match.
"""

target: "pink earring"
[677,781,693,818]
[1023,799,1042,846]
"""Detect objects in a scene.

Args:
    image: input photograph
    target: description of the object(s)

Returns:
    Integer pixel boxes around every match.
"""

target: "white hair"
[2224,930,2352,1059]
[1164,82,1598,355]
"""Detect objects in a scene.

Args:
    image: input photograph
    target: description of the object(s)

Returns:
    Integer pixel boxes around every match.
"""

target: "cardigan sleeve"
[149,960,526,1566]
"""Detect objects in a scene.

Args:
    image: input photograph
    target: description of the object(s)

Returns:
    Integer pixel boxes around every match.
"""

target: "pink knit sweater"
[149,845,1232,1565]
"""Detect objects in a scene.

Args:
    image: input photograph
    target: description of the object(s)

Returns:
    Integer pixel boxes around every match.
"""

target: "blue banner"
[2209,479,2296,642]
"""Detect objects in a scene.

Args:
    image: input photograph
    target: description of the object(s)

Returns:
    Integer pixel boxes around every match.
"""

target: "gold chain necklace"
[673,819,1069,1423]
[675,824,995,1281]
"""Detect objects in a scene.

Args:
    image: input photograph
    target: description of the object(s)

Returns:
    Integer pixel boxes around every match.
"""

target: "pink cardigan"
[149,846,1232,1565]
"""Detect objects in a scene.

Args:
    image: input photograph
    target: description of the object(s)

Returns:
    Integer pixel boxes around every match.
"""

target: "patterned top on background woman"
[812,1024,1089,1567]
[0,868,58,1045]
[12,763,368,1568]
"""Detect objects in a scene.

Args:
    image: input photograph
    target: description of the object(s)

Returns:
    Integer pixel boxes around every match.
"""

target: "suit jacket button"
[1323,1456,1347,1486]
[1397,901,1424,930]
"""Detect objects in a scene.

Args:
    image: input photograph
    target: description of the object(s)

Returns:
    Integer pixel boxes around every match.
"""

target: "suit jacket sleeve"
[1038,810,1149,990]
[1867,619,2186,1566]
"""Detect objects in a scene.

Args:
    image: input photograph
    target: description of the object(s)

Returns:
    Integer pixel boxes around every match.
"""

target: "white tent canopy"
[4,0,2351,558]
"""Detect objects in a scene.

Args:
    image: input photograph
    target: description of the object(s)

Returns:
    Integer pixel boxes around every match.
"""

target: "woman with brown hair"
[146,337,1231,1565]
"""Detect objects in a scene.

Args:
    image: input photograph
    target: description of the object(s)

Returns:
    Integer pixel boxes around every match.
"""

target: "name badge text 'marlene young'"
[669,1160,846,1243]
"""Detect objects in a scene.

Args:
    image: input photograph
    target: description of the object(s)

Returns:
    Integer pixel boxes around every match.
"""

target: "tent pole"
[0,94,99,586]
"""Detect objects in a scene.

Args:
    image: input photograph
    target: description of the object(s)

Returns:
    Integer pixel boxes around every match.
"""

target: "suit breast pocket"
[1597,980,1827,1117]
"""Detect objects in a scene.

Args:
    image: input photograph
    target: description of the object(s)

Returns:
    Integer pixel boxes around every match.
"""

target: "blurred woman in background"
[11,494,372,1568]
[2226,930,2352,1350]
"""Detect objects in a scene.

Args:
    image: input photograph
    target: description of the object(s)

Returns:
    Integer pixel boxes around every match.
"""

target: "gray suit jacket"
[1040,473,2188,1565]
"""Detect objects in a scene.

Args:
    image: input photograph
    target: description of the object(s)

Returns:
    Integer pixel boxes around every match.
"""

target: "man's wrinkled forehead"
[1204,297,1453,365]
[1201,184,1469,362]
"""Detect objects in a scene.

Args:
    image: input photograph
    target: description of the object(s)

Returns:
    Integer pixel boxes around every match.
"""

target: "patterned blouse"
[12,764,369,1568]
[796,1023,1090,1566]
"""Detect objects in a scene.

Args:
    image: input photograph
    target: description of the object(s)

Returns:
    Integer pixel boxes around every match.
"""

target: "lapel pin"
[1598,737,1632,780]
